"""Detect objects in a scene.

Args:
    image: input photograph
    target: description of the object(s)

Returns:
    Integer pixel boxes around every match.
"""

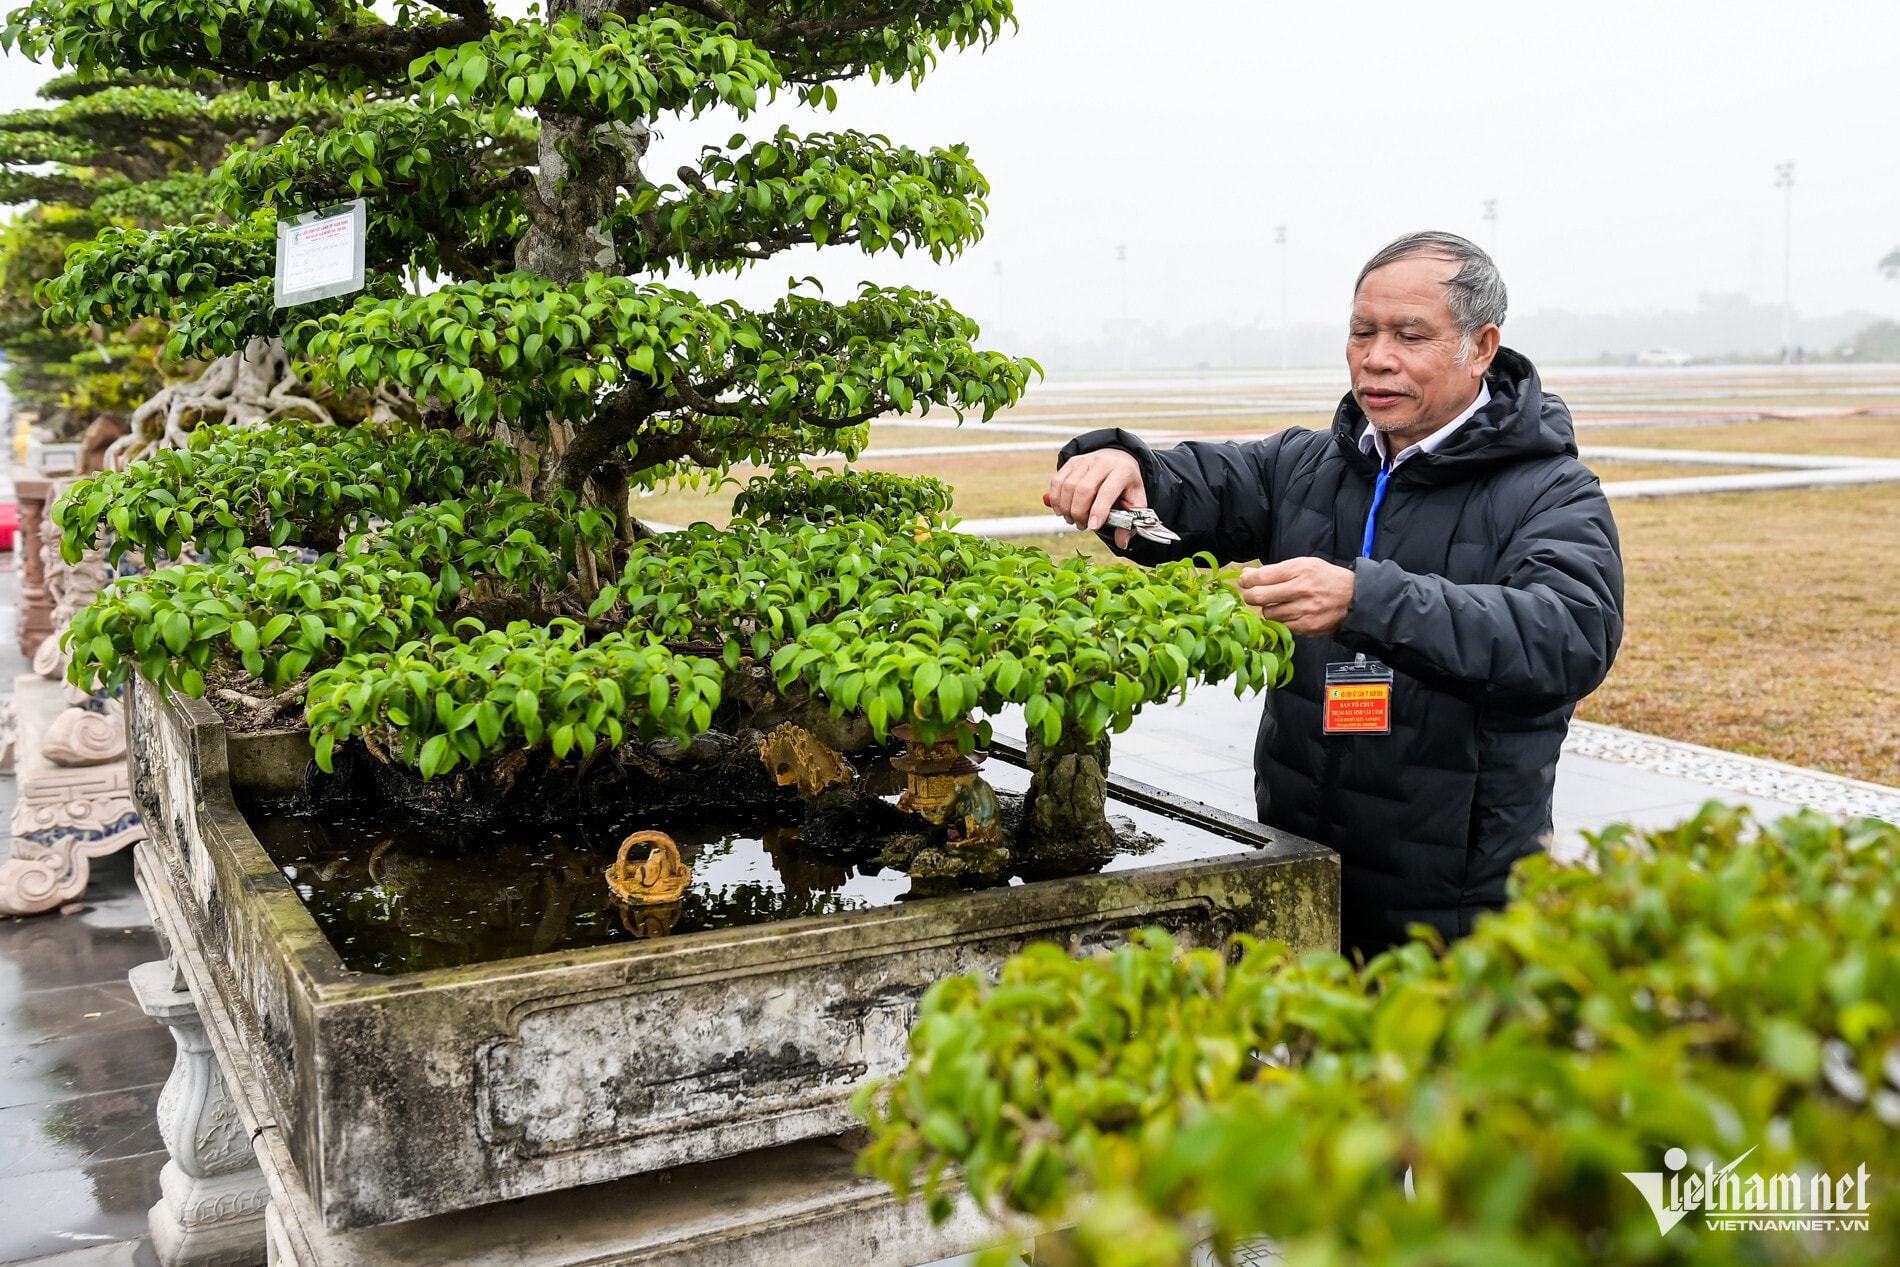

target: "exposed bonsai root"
[718,665,877,753]
[214,675,311,729]
[113,337,416,463]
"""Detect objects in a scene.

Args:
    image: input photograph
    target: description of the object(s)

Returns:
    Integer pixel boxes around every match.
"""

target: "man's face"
[1347,255,1496,437]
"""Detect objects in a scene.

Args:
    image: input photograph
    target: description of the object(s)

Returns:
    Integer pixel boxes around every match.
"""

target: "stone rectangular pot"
[126,674,1338,1231]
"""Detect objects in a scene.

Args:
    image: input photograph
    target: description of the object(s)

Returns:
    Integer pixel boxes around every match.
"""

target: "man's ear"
[1468,324,1502,377]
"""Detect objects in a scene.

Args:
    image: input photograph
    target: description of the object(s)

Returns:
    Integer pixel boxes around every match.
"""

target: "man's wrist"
[1339,556,1394,642]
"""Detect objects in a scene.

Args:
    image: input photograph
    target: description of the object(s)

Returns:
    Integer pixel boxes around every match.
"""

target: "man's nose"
[1362,333,1403,372]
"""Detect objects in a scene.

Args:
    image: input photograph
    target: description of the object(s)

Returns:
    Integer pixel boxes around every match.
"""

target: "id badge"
[1323,657,1393,735]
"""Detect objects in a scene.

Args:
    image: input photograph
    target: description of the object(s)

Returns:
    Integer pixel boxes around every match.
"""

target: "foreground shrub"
[859,806,1900,1266]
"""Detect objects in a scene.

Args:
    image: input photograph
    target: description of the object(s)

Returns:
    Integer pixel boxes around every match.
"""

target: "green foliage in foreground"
[600,521,1287,747]
[69,551,445,698]
[65,488,617,701]
[859,808,1900,1266]
[304,620,724,778]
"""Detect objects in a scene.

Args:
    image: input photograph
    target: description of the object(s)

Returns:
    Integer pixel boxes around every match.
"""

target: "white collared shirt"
[1357,382,1492,470]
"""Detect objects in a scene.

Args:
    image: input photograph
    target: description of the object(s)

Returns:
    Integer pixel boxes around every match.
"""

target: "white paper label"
[283,214,355,290]
[274,199,367,308]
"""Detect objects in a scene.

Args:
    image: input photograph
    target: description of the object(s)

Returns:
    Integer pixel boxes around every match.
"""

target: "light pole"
[1775,162,1794,360]
[1275,225,1288,371]
[1482,199,1498,252]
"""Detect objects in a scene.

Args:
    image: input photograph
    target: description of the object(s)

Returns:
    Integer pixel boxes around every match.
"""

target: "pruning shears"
[1043,494,1181,544]
[1102,507,1182,543]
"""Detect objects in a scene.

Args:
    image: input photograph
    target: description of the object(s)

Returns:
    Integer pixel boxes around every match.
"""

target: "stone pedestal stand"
[130,960,271,1267]
[14,470,54,659]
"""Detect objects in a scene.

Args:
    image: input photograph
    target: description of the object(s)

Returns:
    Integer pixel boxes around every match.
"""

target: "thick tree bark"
[513,0,648,285]
[531,388,672,499]
[1019,729,1115,867]
[514,114,648,282]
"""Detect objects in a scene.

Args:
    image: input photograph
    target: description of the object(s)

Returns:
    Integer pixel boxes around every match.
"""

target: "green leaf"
[161,610,191,655]
[419,734,451,779]
[259,614,296,647]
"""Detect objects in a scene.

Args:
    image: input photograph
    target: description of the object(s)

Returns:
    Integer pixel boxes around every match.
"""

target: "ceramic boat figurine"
[759,723,853,798]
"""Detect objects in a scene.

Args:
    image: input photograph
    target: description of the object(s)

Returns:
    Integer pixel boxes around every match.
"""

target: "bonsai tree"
[0,71,332,432]
[22,0,1293,866]
[860,806,1900,1265]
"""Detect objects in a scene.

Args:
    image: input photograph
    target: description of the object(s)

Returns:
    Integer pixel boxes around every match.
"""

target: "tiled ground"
[0,856,166,1266]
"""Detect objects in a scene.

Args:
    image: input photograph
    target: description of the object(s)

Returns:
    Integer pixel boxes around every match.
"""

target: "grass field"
[1580,483,1900,786]
[632,448,1778,528]
[1581,416,1900,458]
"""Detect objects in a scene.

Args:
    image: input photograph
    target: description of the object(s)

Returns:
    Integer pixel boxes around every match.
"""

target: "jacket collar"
[1332,347,1576,485]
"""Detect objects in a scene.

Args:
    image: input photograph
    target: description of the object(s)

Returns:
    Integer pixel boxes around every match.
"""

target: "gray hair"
[1354,231,1507,362]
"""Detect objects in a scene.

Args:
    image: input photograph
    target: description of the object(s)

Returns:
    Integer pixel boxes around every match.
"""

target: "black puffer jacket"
[1058,349,1624,955]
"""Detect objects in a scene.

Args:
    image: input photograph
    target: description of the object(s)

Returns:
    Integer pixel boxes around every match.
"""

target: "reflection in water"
[252,807,913,975]
[618,901,682,939]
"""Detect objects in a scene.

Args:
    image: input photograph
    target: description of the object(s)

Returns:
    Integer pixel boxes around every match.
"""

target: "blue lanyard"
[1361,462,1393,558]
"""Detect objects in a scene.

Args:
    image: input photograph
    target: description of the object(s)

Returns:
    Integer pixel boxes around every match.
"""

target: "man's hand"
[1047,449,1146,548]
[1237,557,1356,637]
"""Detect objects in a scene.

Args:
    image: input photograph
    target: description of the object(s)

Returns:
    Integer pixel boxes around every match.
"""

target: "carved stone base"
[152,1161,271,1267]
[0,673,146,915]
[0,811,146,915]
[45,697,128,766]
[131,960,269,1267]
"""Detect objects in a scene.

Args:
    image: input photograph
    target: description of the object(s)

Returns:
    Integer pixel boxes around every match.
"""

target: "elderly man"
[1048,231,1624,956]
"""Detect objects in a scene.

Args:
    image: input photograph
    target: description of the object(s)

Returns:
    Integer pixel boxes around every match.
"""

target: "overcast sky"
[8,0,1900,344]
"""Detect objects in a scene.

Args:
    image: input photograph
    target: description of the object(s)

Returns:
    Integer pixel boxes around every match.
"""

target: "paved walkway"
[990,685,1899,852]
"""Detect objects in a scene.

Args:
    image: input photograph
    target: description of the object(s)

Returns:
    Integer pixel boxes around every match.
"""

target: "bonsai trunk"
[1019,729,1114,867]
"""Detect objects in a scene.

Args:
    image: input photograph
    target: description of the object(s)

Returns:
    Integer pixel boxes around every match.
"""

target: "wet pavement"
[0,852,166,1264]
[0,550,163,1266]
